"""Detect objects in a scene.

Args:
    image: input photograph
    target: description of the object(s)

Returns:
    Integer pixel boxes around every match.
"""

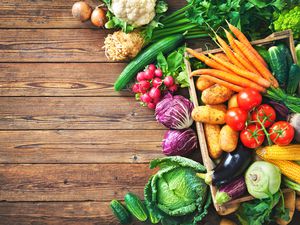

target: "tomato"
[237,88,262,111]
[225,107,248,131]
[240,124,265,148]
[269,121,295,146]
[251,104,276,128]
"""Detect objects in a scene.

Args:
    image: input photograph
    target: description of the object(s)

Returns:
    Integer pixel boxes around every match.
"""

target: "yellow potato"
[192,104,227,124]
[220,218,237,225]
[228,94,238,109]
[201,84,234,105]
[277,190,296,225]
[196,76,214,91]
[296,196,300,212]
[220,125,239,152]
[204,123,222,159]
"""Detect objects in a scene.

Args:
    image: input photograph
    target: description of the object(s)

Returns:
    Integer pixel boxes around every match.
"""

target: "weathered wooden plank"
[0,97,164,129]
[0,0,186,28]
[0,63,129,96]
[0,130,164,163]
[0,164,155,201]
[0,201,144,225]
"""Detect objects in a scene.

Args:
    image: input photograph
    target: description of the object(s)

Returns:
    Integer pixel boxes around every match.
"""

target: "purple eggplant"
[215,176,246,205]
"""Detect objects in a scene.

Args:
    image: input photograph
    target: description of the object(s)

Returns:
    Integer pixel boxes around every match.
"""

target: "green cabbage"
[144,156,211,225]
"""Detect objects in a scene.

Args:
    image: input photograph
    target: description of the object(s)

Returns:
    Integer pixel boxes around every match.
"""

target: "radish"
[164,76,174,87]
[144,69,155,80]
[149,87,161,99]
[154,68,163,77]
[137,72,146,82]
[148,102,156,110]
[140,93,152,104]
[139,80,151,93]
[132,83,140,93]
[148,64,156,72]
[152,77,162,88]
[168,84,178,92]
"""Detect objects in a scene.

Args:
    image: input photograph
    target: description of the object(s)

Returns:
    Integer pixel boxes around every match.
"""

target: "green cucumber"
[124,193,148,222]
[277,43,293,68]
[296,43,300,66]
[287,64,300,94]
[110,199,131,224]
[268,46,289,88]
[114,34,184,91]
[147,206,160,224]
[255,46,271,66]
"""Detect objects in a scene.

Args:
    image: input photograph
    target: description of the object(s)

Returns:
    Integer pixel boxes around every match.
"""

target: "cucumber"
[110,199,131,224]
[277,43,293,68]
[124,193,148,222]
[287,64,300,94]
[268,46,289,88]
[114,34,184,91]
[296,43,300,66]
[255,46,271,66]
[147,206,160,224]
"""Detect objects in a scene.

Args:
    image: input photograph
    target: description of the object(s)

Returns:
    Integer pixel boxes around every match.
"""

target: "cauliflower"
[273,6,300,39]
[110,0,157,27]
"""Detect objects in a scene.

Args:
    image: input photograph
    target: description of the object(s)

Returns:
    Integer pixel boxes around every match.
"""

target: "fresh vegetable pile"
[70,1,300,224]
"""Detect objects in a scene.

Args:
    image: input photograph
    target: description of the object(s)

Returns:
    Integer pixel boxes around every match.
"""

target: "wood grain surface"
[0,0,299,225]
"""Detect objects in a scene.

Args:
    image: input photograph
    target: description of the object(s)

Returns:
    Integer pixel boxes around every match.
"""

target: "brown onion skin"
[91,7,107,27]
[72,1,92,22]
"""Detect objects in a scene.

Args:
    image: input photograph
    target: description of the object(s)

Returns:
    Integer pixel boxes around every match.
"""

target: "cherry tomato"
[237,88,262,111]
[240,124,265,148]
[225,107,248,131]
[269,121,295,146]
[251,104,276,128]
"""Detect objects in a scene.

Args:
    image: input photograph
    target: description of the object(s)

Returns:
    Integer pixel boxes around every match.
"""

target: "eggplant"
[197,145,252,186]
[215,176,246,205]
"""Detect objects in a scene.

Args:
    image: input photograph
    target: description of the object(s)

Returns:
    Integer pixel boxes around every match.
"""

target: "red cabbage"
[155,93,194,130]
[162,129,197,156]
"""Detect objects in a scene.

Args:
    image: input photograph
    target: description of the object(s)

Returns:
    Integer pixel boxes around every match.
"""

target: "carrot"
[233,51,261,75]
[191,69,266,93]
[215,35,246,70]
[234,40,279,87]
[209,53,270,88]
[214,53,229,61]
[200,75,243,92]
[186,48,231,72]
[227,22,267,67]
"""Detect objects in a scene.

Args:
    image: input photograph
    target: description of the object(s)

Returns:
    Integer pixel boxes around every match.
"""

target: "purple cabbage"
[155,93,194,130]
[162,129,198,156]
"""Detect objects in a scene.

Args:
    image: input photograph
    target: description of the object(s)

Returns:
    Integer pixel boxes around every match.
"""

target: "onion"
[91,7,107,27]
[72,1,92,22]
[245,161,281,199]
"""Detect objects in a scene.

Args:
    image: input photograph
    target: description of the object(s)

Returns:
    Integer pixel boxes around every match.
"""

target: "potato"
[296,196,300,212]
[277,190,296,225]
[196,76,214,91]
[220,218,237,225]
[192,104,227,124]
[204,123,222,159]
[220,125,239,152]
[201,84,234,105]
[228,94,238,109]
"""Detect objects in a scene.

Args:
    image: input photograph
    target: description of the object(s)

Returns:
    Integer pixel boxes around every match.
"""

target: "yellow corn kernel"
[256,145,300,160]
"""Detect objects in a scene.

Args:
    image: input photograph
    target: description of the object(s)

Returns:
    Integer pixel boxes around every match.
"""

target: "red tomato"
[225,107,248,131]
[269,121,295,146]
[251,104,276,128]
[237,88,262,111]
[240,124,265,148]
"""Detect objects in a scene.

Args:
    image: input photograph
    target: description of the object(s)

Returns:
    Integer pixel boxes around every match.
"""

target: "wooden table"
[0,1,299,224]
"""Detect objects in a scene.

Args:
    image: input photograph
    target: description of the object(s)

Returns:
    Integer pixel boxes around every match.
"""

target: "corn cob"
[257,152,300,184]
[256,145,300,160]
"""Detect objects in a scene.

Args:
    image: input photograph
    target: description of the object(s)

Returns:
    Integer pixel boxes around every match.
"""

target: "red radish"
[164,76,174,87]
[137,72,146,81]
[132,83,140,93]
[152,97,161,104]
[148,102,156,110]
[148,64,156,72]
[140,93,152,103]
[149,87,161,99]
[139,80,151,93]
[144,69,155,80]
[154,68,163,77]
[153,77,162,87]
[168,84,178,92]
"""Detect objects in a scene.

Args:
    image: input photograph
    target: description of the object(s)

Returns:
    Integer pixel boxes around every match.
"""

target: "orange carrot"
[224,29,245,59]
[234,40,279,87]
[227,22,267,67]
[233,51,261,75]
[214,53,229,61]
[186,48,231,72]
[200,75,243,92]
[191,69,266,93]
[216,35,246,70]
[209,53,270,88]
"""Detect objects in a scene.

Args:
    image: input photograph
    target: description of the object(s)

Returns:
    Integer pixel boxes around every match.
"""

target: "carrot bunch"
[188,23,279,93]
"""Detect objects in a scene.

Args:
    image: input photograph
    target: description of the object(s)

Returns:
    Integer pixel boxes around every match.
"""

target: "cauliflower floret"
[111,0,157,27]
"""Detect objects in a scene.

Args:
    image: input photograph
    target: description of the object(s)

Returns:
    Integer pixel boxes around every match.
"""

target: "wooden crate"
[186,30,297,214]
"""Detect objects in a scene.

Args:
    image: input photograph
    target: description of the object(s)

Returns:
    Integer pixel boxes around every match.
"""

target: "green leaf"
[176,71,190,88]
[167,51,183,73]
[156,0,168,14]
[156,52,168,74]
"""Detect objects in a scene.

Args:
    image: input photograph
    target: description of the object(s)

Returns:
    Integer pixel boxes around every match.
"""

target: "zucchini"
[277,43,293,68]
[268,46,288,88]
[296,43,300,66]
[287,64,300,94]
[114,34,184,91]
[255,46,271,66]
[124,192,148,222]
[110,199,131,224]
